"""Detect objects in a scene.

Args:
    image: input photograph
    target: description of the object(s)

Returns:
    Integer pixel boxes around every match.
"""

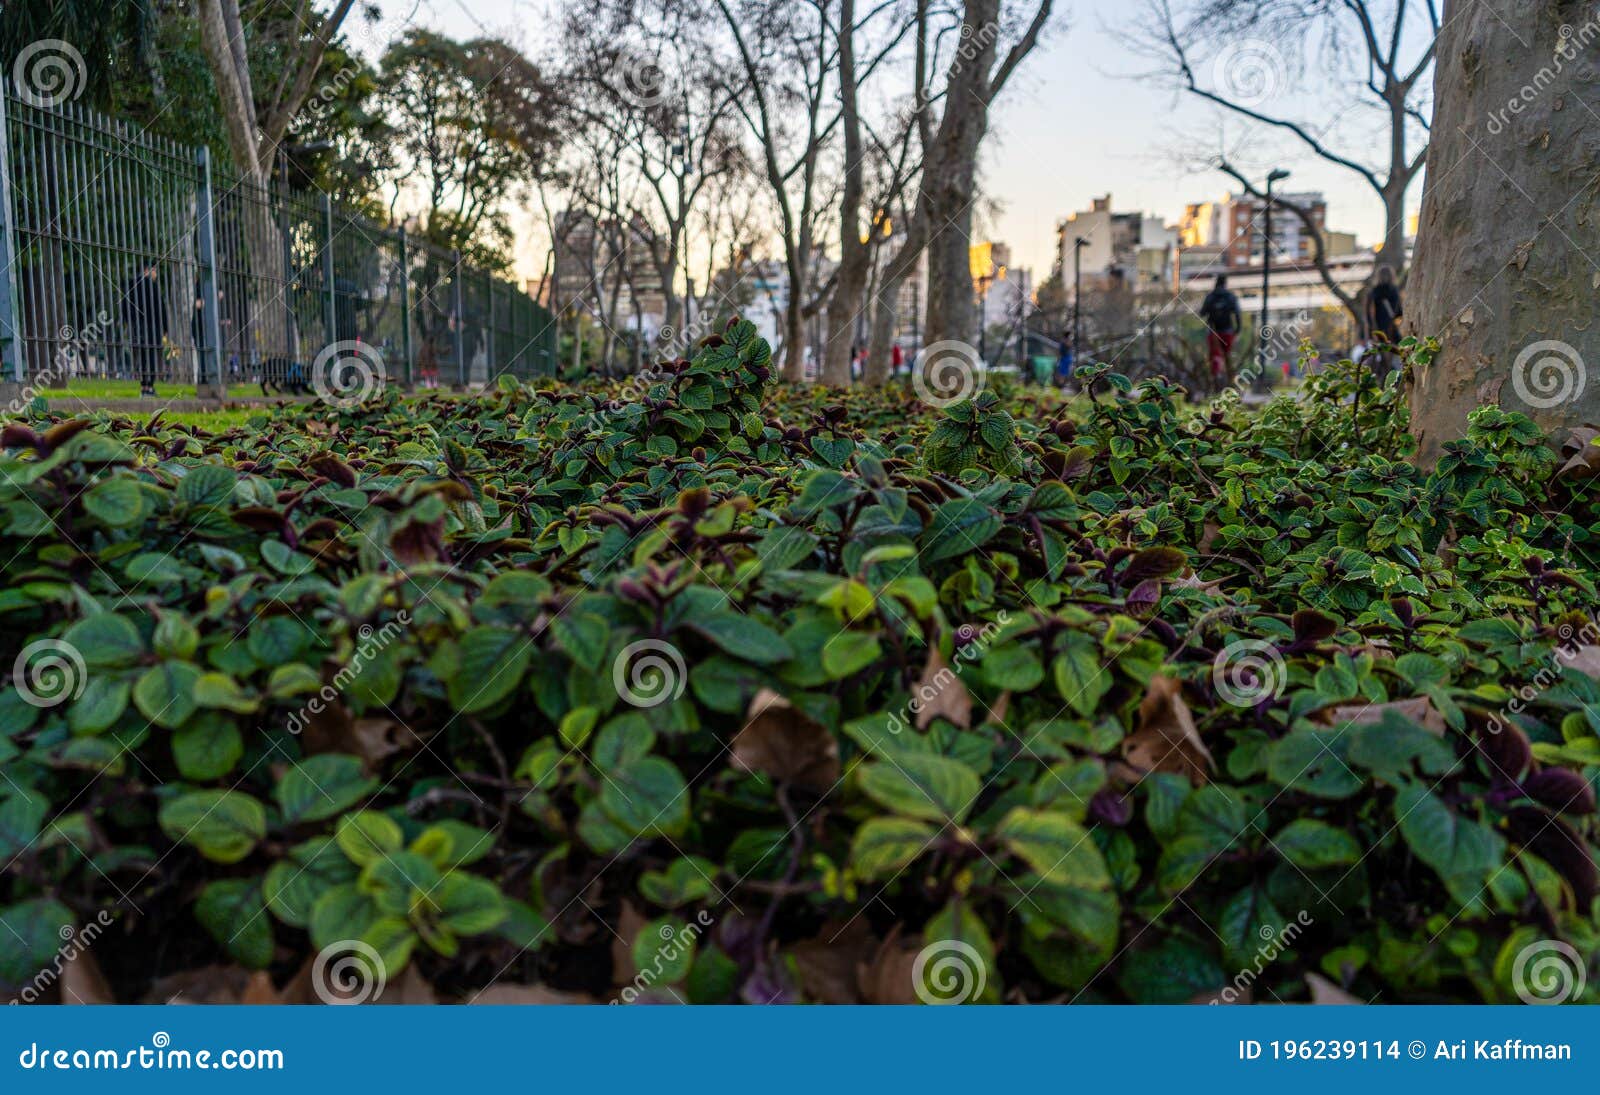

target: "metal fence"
[0,90,556,393]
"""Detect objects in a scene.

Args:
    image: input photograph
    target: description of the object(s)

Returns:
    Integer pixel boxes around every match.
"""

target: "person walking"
[1365,265,1404,380]
[1055,330,1075,387]
[120,259,167,398]
[1200,275,1241,392]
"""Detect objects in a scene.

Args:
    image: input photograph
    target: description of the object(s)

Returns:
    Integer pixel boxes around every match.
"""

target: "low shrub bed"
[1,320,1597,1004]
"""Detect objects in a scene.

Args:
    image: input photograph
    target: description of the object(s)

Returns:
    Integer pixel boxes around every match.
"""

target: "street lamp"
[1072,236,1088,363]
[1257,168,1291,387]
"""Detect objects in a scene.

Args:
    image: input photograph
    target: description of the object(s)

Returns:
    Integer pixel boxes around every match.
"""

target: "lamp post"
[1072,237,1088,362]
[1257,168,1291,387]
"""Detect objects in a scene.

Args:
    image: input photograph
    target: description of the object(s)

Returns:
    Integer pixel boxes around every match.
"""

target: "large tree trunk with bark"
[1408,0,1600,464]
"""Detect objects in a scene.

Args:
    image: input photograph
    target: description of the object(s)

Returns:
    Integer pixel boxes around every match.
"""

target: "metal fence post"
[321,193,336,346]
[486,278,496,381]
[398,227,412,388]
[194,146,225,398]
[0,92,23,387]
[451,249,465,388]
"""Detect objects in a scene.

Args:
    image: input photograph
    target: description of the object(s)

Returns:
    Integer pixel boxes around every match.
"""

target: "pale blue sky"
[375,0,1416,280]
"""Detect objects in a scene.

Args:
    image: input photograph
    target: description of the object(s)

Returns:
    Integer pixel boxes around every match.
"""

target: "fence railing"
[0,91,556,393]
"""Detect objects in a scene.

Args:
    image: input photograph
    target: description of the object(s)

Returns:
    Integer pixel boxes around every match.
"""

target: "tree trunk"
[822,0,868,388]
[1408,0,1600,464]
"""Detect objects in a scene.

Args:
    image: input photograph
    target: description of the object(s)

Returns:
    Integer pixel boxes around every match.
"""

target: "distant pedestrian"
[1200,275,1241,392]
[891,343,904,376]
[1365,265,1404,380]
[120,259,167,398]
[1055,331,1075,386]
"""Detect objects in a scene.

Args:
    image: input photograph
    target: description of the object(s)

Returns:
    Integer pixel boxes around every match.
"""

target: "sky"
[371,0,1420,282]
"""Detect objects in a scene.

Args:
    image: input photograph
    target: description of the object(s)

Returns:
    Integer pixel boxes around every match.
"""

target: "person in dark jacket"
[120,260,167,397]
[1200,275,1241,391]
[1364,265,1404,380]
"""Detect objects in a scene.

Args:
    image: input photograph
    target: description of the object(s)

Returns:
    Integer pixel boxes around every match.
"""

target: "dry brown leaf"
[1557,427,1600,480]
[59,949,116,1004]
[143,965,254,1004]
[300,701,419,767]
[373,964,438,1005]
[239,971,284,1005]
[856,929,921,1005]
[1306,972,1365,1004]
[1315,695,1445,736]
[789,920,878,1004]
[1123,675,1213,785]
[608,899,649,987]
[913,647,973,730]
[730,688,841,792]
[1171,572,1228,593]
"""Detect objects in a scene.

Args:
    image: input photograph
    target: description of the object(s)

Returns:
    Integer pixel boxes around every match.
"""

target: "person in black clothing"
[1365,265,1404,380]
[120,260,167,397]
[1199,275,1242,392]
[1367,265,1403,343]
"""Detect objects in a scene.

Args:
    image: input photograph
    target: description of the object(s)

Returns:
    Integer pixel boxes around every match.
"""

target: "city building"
[1056,196,1178,291]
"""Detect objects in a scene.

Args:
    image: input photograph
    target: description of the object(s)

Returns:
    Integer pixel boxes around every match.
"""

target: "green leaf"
[277,754,378,824]
[133,661,203,729]
[194,879,273,969]
[821,631,882,679]
[599,758,690,841]
[335,810,405,867]
[0,898,76,985]
[171,713,244,780]
[83,477,147,527]
[851,817,938,880]
[264,837,357,928]
[1052,631,1111,717]
[920,498,1001,562]
[449,626,532,712]
[685,612,793,665]
[996,808,1110,888]
[158,790,267,864]
[633,917,697,984]
[1272,819,1361,869]
[858,754,980,823]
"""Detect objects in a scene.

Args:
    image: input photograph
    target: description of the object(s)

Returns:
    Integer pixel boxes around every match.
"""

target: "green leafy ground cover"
[1,320,1597,1004]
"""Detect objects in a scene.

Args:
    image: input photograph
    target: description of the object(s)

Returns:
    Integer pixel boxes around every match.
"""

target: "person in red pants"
[1200,275,1241,392]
